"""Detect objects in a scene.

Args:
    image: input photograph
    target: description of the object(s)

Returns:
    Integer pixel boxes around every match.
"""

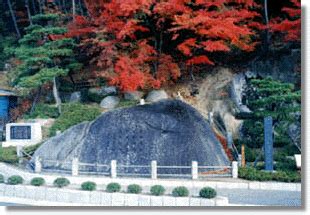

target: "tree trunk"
[6,0,21,38]
[38,0,42,13]
[78,0,83,15]
[62,0,67,13]
[31,0,37,14]
[72,0,76,21]
[30,87,41,114]
[263,0,270,54]
[53,77,62,114]
[25,0,33,25]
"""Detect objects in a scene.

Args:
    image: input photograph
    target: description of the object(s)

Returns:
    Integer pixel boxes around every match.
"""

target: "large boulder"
[100,96,120,109]
[31,100,230,174]
[146,90,168,102]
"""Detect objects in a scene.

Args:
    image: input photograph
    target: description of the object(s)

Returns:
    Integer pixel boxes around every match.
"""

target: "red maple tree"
[270,0,301,42]
[68,0,262,91]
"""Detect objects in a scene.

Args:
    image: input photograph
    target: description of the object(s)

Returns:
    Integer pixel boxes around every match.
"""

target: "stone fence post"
[232,161,238,178]
[151,160,157,179]
[111,160,117,178]
[192,161,198,180]
[72,158,79,176]
[35,156,42,173]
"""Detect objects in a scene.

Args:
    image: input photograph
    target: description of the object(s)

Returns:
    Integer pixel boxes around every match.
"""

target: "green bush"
[172,186,189,197]
[49,103,101,136]
[30,177,45,186]
[199,187,217,199]
[150,185,165,196]
[81,181,97,191]
[0,174,4,183]
[0,147,18,164]
[53,177,70,188]
[238,167,301,182]
[7,175,23,185]
[127,184,142,194]
[106,183,121,193]
[24,103,59,119]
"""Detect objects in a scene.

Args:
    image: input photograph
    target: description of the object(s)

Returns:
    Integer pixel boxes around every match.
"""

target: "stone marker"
[226,132,233,149]
[264,116,274,171]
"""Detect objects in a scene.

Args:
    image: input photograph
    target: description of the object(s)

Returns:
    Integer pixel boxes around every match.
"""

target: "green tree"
[13,13,82,113]
[241,77,301,148]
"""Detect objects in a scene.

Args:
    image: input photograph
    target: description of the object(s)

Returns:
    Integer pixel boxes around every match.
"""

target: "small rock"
[146,90,168,102]
[70,91,81,103]
[89,86,117,97]
[100,96,120,109]
[124,91,144,101]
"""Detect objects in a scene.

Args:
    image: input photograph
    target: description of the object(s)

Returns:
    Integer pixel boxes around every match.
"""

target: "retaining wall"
[0,184,228,206]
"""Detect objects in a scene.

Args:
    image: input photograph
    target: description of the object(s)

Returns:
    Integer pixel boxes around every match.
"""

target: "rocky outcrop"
[32,100,230,174]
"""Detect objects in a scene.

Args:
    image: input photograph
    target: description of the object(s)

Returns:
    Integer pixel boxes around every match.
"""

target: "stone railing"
[36,158,238,179]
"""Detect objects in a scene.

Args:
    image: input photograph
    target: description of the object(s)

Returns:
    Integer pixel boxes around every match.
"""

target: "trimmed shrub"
[30,177,45,186]
[49,103,101,136]
[150,185,165,196]
[53,177,70,188]
[238,167,301,182]
[0,174,4,183]
[0,146,18,164]
[24,103,59,119]
[106,182,121,193]
[81,181,97,191]
[172,186,189,197]
[127,184,142,194]
[7,175,23,185]
[199,187,217,199]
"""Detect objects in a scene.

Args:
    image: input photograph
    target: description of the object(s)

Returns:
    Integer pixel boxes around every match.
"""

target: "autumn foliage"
[67,0,263,91]
[270,0,301,42]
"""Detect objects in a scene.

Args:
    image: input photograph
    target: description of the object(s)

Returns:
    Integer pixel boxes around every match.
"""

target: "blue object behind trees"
[264,116,274,171]
[0,96,9,119]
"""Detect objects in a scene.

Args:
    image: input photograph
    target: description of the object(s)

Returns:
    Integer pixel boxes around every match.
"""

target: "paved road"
[0,189,301,207]
[217,188,301,206]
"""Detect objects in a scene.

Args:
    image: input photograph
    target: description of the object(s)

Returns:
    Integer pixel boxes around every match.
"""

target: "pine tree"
[240,77,301,148]
[13,13,82,113]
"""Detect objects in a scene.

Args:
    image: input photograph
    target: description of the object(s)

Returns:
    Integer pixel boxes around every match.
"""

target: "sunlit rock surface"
[32,99,229,174]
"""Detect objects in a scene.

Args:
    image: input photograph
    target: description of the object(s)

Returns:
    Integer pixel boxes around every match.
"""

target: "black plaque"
[10,126,31,140]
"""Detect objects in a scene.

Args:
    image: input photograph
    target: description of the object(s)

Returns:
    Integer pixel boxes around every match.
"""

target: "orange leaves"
[177,38,198,56]
[186,56,214,65]
[156,55,181,83]
[110,56,146,92]
[201,41,230,52]
[117,20,149,40]
[270,0,301,42]
[73,0,265,91]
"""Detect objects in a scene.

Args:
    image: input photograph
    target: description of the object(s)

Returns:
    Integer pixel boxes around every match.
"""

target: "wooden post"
[241,144,246,167]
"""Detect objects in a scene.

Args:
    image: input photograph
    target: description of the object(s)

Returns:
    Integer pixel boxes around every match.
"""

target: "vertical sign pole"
[264,116,274,171]
[241,144,246,167]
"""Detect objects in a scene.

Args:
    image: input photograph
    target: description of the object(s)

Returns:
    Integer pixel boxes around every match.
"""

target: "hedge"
[150,185,165,196]
[172,186,189,197]
[106,182,121,193]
